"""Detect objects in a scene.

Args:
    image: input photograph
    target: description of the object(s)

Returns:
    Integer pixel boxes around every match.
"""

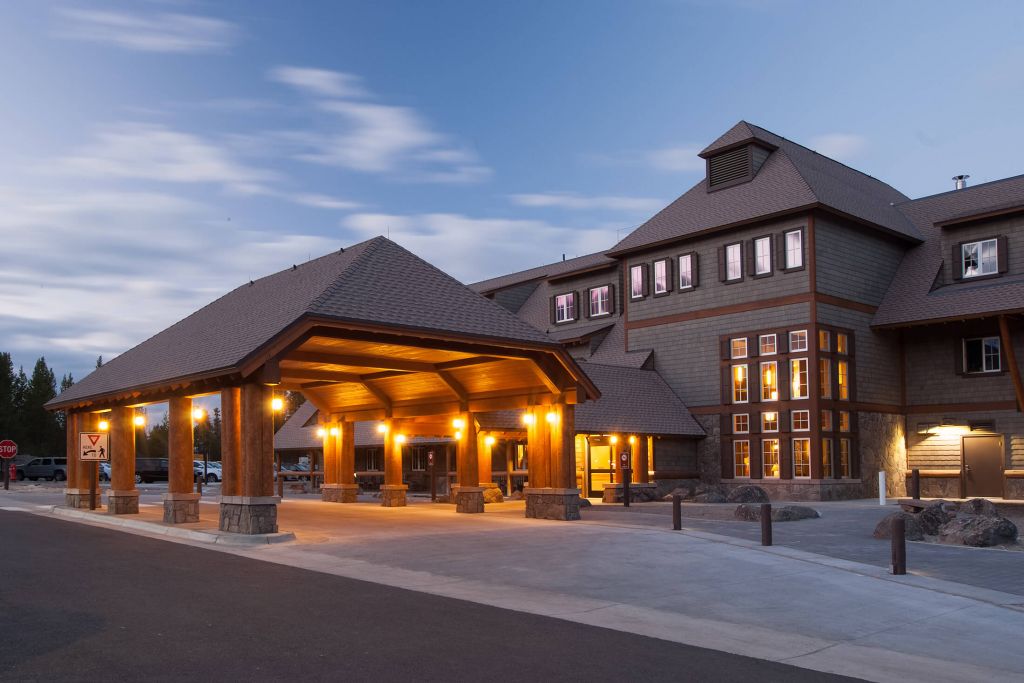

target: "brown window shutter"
[748,336,758,358]
[608,284,616,314]
[692,253,700,288]
[665,258,673,290]
[572,291,579,320]
[778,331,789,354]
[779,409,790,434]
[720,338,731,360]
[779,438,792,479]
[750,439,763,480]
[952,243,963,280]
[721,365,732,404]
[777,233,787,270]
[641,264,650,296]
[767,234,775,274]
[777,360,790,401]
[718,246,727,282]
[954,338,965,375]
[549,296,557,325]
[998,236,1009,273]
[846,333,855,357]
[749,364,761,404]
[582,290,590,319]
[721,441,733,479]
[746,240,756,276]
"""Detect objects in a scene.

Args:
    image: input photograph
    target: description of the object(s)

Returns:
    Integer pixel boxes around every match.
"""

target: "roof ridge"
[306,236,385,313]
[469,249,615,289]
[900,172,1024,205]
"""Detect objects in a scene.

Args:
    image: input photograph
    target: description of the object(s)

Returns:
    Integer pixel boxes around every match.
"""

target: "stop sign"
[0,440,17,459]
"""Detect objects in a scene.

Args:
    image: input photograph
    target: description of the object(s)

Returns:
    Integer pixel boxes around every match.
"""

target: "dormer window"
[553,292,575,323]
[704,141,773,191]
[953,236,1007,280]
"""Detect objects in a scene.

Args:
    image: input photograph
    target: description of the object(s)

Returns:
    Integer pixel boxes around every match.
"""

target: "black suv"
[135,458,169,484]
[15,458,68,481]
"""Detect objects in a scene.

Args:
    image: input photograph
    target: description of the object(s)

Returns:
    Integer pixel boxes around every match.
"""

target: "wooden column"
[383,419,402,486]
[167,397,194,495]
[456,413,479,487]
[240,383,274,497]
[339,420,355,486]
[526,406,550,488]
[635,436,650,484]
[322,420,339,486]
[505,441,515,495]
[65,411,80,490]
[999,315,1024,413]
[220,387,242,497]
[549,403,575,490]
[477,431,493,486]
[108,406,135,491]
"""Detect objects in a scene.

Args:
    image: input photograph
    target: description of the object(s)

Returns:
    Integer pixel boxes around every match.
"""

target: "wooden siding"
[938,212,1024,286]
[816,304,901,406]
[814,213,907,306]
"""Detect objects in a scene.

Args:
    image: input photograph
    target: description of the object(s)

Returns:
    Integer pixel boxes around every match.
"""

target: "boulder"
[734,503,820,522]
[693,491,727,504]
[918,500,957,535]
[663,486,695,502]
[938,515,1018,547]
[873,511,925,541]
[726,485,770,504]
[958,498,999,517]
[507,490,525,501]
[578,497,593,508]
[483,487,504,504]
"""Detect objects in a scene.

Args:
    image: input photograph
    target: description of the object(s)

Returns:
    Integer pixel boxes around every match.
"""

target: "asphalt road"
[0,511,858,682]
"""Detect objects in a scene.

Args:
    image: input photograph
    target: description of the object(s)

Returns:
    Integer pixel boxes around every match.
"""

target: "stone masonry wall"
[859,411,907,498]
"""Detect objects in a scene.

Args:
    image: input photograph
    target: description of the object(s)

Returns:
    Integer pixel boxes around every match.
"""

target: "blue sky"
[2,0,1023,385]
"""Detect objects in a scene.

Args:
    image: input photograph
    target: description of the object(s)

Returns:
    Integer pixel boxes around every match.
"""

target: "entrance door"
[588,444,612,498]
[962,435,1004,498]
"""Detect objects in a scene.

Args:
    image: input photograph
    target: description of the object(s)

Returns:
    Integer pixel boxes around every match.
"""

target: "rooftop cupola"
[698,121,778,191]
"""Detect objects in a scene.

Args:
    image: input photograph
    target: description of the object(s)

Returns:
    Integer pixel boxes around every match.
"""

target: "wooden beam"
[281,368,365,383]
[528,354,564,397]
[359,380,393,414]
[435,356,502,371]
[999,315,1024,413]
[435,370,469,406]
[286,351,436,373]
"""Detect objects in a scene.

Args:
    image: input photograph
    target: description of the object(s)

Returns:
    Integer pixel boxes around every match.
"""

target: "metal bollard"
[911,468,920,500]
[672,493,682,530]
[197,477,203,496]
[760,503,773,546]
[891,516,907,575]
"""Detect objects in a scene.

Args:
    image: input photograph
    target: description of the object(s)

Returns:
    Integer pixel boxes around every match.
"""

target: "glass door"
[588,443,612,498]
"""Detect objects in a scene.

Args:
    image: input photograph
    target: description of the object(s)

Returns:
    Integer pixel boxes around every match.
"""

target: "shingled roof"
[49,236,563,409]
[469,251,615,294]
[610,121,920,255]
[874,175,1024,327]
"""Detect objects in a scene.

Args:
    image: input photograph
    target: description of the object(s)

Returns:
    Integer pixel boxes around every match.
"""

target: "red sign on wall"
[0,440,17,459]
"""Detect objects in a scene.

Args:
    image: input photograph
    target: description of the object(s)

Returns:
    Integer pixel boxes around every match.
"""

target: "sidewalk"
[5,494,1024,682]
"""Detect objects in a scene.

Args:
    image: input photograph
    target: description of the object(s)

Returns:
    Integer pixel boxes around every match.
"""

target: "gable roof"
[610,121,920,255]
[469,251,615,294]
[874,175,1024,327]
[49,236,562,409]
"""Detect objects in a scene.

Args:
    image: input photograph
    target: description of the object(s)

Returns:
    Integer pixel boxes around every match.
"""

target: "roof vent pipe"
[562,253,566,261]
[953,174,969,190]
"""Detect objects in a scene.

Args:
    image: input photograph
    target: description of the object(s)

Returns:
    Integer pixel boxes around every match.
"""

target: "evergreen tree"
[55,373,74,431]
[147,413,169,457]
[23,358,59,456]
[11,366,28,450]
[0,353,15,441]
[95,356,104,369]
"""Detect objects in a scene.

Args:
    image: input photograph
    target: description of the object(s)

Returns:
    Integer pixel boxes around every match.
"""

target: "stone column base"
[456,486,485,513]
[219,496,280,534]
[107,489,140,515]
[525,487,582,521]
[602,482,658,503]
[321,483,359,503]
[380,484,408,507]
[163,493,200,524]
[63,488,99,510]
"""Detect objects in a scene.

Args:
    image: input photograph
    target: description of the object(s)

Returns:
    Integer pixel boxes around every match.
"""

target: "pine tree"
[23,358,59,456]
[0,353,15,441]
[55,373,74,431]
[11,366,28,450]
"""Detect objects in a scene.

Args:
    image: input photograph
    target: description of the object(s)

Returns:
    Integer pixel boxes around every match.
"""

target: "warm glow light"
[628,435,636,444]
[485,435,496,447]
[316,428,327,438]
[545,411,558,424]
[193,408,206,421]
[734,366,746,380]
[764,412,777,421]
[98,420,110,431]
[376,423,387,434]
[522,413,535,425]
[610,435,619,445]
[764,367,773,385]
[395,434,406,444]
[329,426,339,436]
[133,415,146,427]
[452,418,465,430]
[454,430,462,440]
[271,397,284,412]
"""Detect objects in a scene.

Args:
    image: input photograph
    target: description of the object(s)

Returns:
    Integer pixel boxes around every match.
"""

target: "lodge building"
[47,121,1024,534]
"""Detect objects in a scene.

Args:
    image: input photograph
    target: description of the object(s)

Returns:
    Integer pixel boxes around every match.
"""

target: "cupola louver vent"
[708,146,751,187]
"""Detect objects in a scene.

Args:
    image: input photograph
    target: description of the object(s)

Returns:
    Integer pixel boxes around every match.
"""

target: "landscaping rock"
[693,491,727,504]
[918,500,957,535]
[734,504,820,522]
[733,504,762,521]
[726,485,770,504]
[662,486,695,502]
[873,511,925,541]
[483,487,504,504]
[578,497,593,508]
[938,515,1018,547]
[507,490,524,501]
[958,498,999,517]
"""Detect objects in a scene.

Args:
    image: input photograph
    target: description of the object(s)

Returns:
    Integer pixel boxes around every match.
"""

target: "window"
[730,337,748,359]
[838,411,850,432]
[789,329,808,352]
[963,337,1001,374]
[820,358,832,399]
[837,360,849,400]
[630,265,645,299]
[411,447,430,471]
[819,330,831,352]
[790,358,808,399]
[822,439,834,478]
[653,259,669,294]
[726,243,743,281]
[364,448,383,471]
[732,365,749,403]
[761,411,778,433]
[792,410,810,431]
[792,438,811,478]
[754,236,772,275]
[733,441,750,478]
[837,333,849,354]
[961,239,998,278]
[759,334,777,355]
[761,361,778,401]
[821,410,833,432]
[554,292,575,323]
[762,439,780,478]
[733,413,750,434]
[839,439,852,477]
[589,286,611,317]
[784,229,803,269]
[679,253,696,290]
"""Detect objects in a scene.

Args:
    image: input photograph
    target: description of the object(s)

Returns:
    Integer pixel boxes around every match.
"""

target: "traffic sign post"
[428,450,436,502]
[619,451,631,508]
[80,433,108,510]
[0,439,17,491]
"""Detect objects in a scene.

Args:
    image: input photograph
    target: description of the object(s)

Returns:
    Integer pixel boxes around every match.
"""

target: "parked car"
[193,460,221,483]
[15,458,68,482]
[98,462,111,482]
[135,458,169,484]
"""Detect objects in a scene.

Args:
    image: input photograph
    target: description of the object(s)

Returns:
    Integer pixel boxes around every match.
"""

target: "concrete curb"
[49,506,296,546]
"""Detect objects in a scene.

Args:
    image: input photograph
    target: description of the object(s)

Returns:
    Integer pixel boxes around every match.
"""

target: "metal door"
[962,435,1004,498]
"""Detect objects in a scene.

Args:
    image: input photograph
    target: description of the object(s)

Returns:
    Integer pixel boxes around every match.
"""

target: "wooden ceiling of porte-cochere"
[277,335,571,418]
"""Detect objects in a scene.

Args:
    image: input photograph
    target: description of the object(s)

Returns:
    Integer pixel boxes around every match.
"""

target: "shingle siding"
[907,410,1024,470]
[815,214,906,306]
[816,304,901,406]
[938,213,1024,286]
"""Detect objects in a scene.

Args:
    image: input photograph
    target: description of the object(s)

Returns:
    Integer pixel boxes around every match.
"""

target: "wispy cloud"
[809,133,867,162]
[54,8,240,54]
[268,65,491,183]
[646,145,705,172]
[285,193,362,210]
[342,212,612,283]
[509,192,663,213]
